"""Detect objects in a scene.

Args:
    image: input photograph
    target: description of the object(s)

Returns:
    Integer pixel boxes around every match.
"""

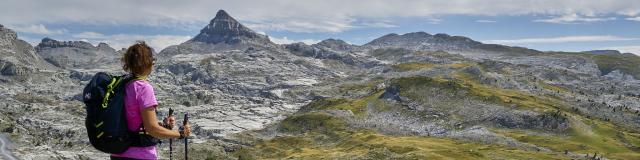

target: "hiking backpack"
[82,72,157,154]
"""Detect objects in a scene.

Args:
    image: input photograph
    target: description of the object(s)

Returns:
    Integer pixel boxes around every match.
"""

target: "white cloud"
[534,14,616,24]
[426,18,442,24]
[65,31,192,50]
[9,24,66,35]
[1,0,639,33]
[105,34,192,51]
[356,21,397,28]
[603,45,640,55]
[245,20,355,33]
[626,17,640,21]
[269,36,320,45]
[475,20,497,23]
[72,32,105,39]
[484,35,639,44]
[255,31,267,35]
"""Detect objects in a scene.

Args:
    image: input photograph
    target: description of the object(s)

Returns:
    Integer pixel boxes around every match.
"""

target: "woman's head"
[122,41,155,77]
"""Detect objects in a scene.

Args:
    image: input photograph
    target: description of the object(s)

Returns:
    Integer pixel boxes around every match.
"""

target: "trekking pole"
[183,113,189,160]
[168,108,174,160]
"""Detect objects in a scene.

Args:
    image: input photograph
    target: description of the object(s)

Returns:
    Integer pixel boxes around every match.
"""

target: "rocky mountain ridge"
[35,38,121,70]
[0,25,52,76]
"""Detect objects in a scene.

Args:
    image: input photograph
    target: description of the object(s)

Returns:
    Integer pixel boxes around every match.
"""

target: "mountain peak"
[189,9,270,45]
[215,9,232,19]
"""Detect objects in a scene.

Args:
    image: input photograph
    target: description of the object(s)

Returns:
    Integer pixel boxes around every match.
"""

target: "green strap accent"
[97,132,104,138]
[101,75,143,108]
[101,77,117,108]
[94,122,104,128]
[101,76,129,108]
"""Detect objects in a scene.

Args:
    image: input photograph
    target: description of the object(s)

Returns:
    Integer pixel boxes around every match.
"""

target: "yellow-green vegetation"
[427,50,467,61]
[336,79,383,94]
[369,48,415,58]
[385,68,640,159]
[391,62,436,71]
[237,132,573,160]
[391,75,563,112]
[446,62,473,69]
[476,44,542,56]
[589,53,640,79]
[390,62,473,71]
[538,81,570,94]
[279,112,347,134]
[369,48,466,61]
[302,91,384,116]
[241,62,639,159]
[458,73,567,111]
[233,113,572,160]
[496,116,640,159]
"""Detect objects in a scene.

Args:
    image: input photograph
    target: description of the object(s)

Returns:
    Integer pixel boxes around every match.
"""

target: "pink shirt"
[111,80,158,160]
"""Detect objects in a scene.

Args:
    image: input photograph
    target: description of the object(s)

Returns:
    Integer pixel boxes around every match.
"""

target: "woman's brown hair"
[122,41,154,77]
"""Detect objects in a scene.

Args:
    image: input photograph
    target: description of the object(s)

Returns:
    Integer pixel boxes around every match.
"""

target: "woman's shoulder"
[128,79,154,89]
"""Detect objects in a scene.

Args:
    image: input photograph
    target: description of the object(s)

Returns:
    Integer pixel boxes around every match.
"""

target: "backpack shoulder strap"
[120,75,147,87]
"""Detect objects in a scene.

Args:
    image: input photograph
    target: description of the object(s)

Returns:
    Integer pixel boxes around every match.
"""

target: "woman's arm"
[140,106,181,139]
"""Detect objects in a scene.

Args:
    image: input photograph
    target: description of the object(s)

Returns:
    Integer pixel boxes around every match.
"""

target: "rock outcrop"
[35,38,121,69]
[0,25,51,76]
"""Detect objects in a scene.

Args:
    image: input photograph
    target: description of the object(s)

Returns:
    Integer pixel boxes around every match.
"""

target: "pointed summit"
[189,10,271,45]
[215,9,232,19]
[159,10,278,57]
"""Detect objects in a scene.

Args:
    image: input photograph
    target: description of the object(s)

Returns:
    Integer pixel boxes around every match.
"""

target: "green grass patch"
[496,116,640,160]
[446,63,474,69]
[237,130,572,160]
[279,112,348,134]
[335,80,381,94]
[390,75,562,112]
[391,62,436,71]
[538,81,570,94]
[369,48,415,58]
[585,53,640,79]
[301,91,385,116]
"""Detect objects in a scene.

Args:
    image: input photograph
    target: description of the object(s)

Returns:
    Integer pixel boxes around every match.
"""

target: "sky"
[1,0,639,54]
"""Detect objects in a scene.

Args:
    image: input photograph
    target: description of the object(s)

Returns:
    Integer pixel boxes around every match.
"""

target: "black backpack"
[82,72,158,154]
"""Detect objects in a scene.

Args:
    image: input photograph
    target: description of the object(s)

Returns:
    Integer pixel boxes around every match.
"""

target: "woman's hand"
[162,115,175,129]
[141,106,182,139]
[180,123,191,138]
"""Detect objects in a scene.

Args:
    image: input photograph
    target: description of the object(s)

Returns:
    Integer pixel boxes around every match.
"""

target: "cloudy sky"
[2,0,640,54]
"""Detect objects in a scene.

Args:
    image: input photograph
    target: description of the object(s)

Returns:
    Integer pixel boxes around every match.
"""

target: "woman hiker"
[110,42,191,160]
